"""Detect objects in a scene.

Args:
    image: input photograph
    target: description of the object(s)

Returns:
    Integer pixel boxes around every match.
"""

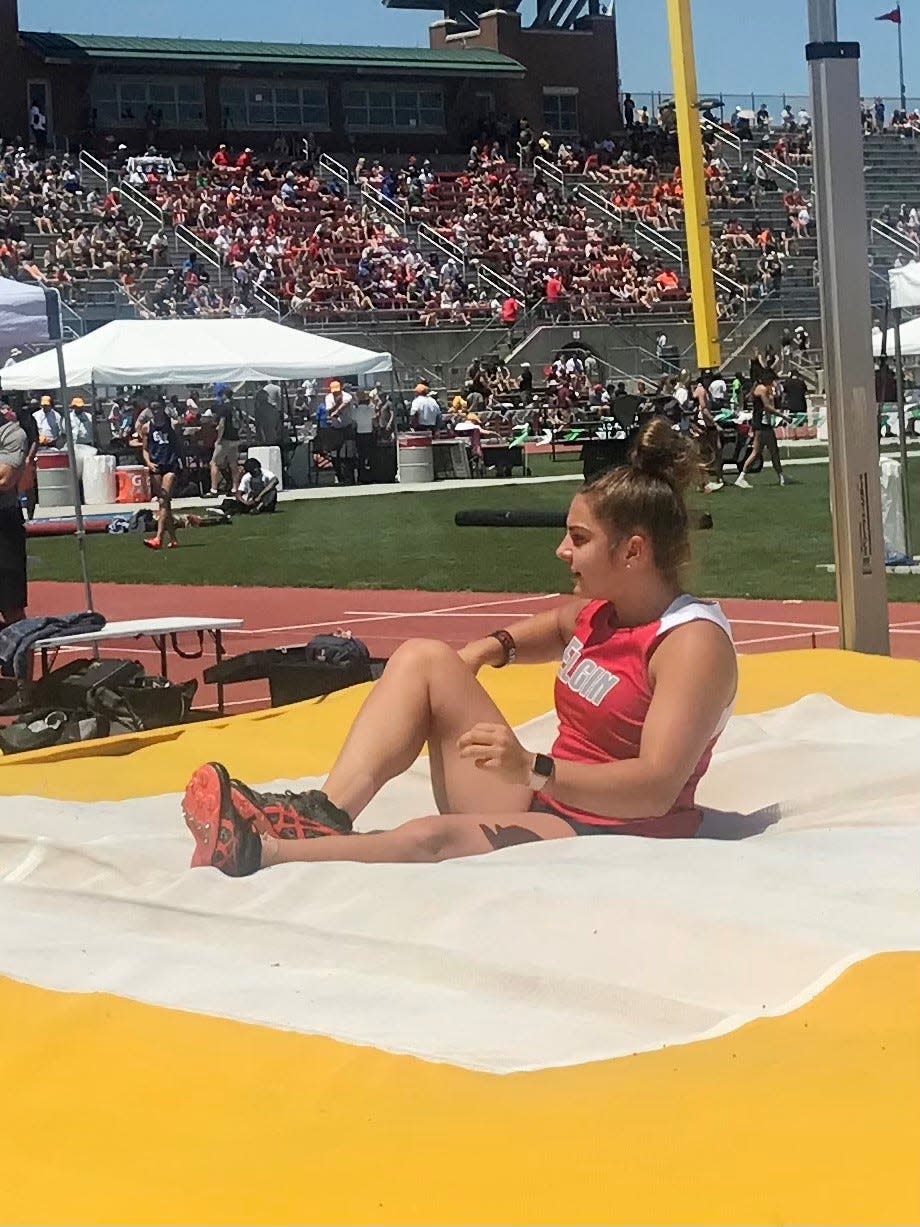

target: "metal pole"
[50,314,94,613]
[891,307,914,556]
[898,8,907,114]
[807,0,890,653]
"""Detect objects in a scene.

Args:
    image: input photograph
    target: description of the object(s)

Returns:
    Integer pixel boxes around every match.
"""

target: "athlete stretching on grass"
[182,417,738,875]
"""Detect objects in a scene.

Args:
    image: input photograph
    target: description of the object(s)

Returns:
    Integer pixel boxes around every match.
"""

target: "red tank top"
[536,595,735,837]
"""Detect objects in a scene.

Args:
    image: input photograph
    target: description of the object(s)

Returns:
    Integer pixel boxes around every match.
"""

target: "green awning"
[21,31,524,75]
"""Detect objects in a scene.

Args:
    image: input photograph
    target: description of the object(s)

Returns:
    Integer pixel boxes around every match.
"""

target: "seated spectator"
[222,457,278,515]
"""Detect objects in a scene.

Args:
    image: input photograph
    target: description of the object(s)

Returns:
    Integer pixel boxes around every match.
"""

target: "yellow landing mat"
[1,649,918,1224]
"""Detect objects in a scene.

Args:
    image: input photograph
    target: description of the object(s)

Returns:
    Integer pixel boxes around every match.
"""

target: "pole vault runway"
[26,581,920,713]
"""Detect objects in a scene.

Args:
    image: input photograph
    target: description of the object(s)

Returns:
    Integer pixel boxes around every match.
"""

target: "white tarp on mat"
[0,318,392,390]
[1,696,918,1074]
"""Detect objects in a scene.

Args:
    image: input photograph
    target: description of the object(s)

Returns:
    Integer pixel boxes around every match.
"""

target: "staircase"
[76,151,281,322]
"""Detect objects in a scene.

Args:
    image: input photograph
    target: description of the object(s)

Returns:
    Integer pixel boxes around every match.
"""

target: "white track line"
[228,593,563,636]
[734,629,838,648]
[343,609,555,619]
[726,617,838,631]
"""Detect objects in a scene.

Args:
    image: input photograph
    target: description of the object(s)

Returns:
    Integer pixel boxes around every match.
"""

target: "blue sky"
[18,0,917,100]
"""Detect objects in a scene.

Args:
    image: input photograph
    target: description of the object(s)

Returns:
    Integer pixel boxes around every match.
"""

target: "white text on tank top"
[558,636,620,706]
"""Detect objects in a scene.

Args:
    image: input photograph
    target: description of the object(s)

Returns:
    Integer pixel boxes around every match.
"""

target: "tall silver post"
[51,295,94,614]
[807,0,890,654]
[891,307,914,557]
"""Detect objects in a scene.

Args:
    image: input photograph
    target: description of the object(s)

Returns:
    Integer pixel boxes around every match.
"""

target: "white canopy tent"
[0,277,58,349]
[872,315,920,358]
[0,318,392,390]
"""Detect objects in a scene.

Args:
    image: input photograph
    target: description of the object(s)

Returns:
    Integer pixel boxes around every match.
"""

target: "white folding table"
[32,616,244,716]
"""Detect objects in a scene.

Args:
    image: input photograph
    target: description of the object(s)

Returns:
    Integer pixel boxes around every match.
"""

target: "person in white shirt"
[225,458,278,514]
[707,375,727,411]
[324,380,353,423]
[411,383,441,431]
[29,102,47,149]
[32,397,65,448]
[69,397,94,445]
[343,394,377,483]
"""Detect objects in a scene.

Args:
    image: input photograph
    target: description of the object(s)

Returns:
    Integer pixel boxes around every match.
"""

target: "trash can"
[83,453,118,505]
[397,433,434,484]
[36,450,74,509]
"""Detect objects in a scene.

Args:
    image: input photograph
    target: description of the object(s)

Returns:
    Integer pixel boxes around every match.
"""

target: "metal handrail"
[319,152,351,189]
[714,269,748,299]
[573,183,625,229]
[117,179,166,228]
[417,221,465,266]
[174,222,224,268]
[871,218,920,257]
[754,149,799,190]
[360,182,407,229]
[635,220,684,269]
[701,117,742,163]
[475,261,515,301]
[173,222,280,317]
[533,155,565,190]
[79,149,111,189]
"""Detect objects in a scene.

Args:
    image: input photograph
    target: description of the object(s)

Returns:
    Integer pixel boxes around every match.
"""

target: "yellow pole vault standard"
[666,0,721,370]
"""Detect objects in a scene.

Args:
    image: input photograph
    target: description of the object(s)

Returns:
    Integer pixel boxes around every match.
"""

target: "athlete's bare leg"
[321,638,536,820]
[259,807,576,866]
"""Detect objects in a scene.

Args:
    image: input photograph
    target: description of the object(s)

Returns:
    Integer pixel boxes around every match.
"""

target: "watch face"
[533,753,554,779]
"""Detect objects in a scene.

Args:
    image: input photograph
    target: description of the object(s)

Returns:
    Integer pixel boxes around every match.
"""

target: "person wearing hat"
[324,380,353,422]
[411,382,440,432]
[32,395,64,449]
[69,396,94,446]
[211,144,230,169]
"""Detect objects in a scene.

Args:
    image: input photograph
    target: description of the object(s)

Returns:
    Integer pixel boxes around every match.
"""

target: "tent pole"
[891,307,914,558]
[53,338,94,613]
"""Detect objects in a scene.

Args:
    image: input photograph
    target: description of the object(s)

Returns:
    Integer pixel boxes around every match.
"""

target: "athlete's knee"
[387,638,457,672]
[393,814,451,862]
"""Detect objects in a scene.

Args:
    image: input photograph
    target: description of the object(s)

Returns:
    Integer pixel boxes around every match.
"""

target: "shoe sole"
[182,762,230,868]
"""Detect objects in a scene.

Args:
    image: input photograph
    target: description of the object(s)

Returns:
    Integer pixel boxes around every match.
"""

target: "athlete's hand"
[456,638,505,675]
[457,722,532,786]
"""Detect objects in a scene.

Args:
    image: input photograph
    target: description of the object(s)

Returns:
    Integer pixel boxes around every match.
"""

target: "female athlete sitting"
[182,417,738,876]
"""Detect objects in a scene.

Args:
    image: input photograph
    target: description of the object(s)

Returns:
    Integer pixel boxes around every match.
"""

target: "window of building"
[343,85,445,132]
[543,88,579,135]
[90,76,206,129]
[219,81,330,131]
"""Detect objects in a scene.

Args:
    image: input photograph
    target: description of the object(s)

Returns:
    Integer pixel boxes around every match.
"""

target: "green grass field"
[28,460,920,601]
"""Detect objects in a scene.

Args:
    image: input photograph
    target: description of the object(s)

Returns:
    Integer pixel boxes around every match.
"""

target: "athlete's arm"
[540,620,736,818]
[458,599,589,672]
[139,423,154,471]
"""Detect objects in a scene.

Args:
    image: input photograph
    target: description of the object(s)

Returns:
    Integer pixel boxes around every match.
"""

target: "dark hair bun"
[631,416,703,498]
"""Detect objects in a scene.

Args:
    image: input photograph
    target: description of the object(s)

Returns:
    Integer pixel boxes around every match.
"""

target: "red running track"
[27,582,920,714]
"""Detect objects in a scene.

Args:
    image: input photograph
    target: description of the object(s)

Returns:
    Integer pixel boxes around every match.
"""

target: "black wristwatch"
[528,753,555,790]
